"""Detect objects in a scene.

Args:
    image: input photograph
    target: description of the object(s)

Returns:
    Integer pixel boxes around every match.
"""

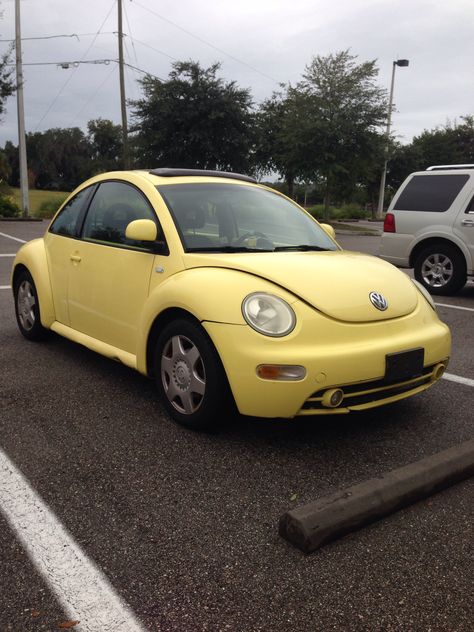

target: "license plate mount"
[384,348,424,384]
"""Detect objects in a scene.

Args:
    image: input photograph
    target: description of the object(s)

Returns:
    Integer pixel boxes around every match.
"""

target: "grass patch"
[8,188,70,218]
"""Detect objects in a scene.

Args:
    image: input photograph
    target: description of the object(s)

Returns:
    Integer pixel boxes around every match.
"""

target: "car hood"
[183,250,419,322]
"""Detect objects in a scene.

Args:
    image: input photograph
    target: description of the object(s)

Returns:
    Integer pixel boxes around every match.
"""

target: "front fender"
[136,267,298,374]
[12,239,55,328]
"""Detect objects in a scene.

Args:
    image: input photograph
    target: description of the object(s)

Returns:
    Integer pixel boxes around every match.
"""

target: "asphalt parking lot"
[1,220,473,631]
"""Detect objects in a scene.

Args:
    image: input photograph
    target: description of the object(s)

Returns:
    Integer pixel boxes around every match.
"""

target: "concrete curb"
[279,439,474,554]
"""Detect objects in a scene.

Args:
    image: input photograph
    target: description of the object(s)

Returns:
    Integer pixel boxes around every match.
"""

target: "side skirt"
[50,322,137,371]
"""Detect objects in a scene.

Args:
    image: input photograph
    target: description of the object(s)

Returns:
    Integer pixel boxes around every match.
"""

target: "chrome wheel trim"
[161,334,206,415]
[421,253,454,288]
[17,280,36,331]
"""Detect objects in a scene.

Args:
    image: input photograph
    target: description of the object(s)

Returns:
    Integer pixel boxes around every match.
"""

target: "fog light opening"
[322,388,344,408]
[256,364,306,381]
[432,363,446,381]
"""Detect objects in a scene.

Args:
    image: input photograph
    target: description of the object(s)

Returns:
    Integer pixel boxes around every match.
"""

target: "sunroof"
[149,168,256,183]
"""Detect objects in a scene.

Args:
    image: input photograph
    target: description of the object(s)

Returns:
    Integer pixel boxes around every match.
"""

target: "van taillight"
[383,213,396,233]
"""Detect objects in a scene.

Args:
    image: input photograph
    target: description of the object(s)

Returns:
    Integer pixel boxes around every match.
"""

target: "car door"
[455,191,474,270]
[45,185,96,325]
[67,180,166,355]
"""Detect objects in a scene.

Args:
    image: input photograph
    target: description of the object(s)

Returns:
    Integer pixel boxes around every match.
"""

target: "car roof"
[129,168,257,186]
[149,168,257,183]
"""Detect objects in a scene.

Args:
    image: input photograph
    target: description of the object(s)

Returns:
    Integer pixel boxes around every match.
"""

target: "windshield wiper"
[273,245,330,252]
[186,246,273,253]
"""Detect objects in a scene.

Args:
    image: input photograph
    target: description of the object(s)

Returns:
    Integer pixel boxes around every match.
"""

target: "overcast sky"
[0,0,473,149]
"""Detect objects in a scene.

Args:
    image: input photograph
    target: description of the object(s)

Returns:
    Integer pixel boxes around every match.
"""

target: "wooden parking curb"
[279,439,474,553]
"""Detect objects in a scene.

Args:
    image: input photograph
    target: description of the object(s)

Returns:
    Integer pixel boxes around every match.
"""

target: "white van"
[379,165,474,295]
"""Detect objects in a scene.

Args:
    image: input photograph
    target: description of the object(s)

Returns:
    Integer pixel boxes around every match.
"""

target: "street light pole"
[376,59,409,219]
[15,0,29,218]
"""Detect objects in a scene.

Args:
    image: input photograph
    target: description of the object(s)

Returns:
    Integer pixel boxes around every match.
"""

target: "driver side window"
[82,181,160,250]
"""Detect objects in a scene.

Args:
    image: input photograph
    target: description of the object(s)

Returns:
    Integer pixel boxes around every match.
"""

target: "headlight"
[242,292,296,337]
[412,279,436,311]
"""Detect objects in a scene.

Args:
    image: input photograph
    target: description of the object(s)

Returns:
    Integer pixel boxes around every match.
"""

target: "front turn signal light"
[257,365,306,381]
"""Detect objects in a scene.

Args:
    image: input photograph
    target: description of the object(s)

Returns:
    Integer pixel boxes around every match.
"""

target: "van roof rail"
[426,164,474,171]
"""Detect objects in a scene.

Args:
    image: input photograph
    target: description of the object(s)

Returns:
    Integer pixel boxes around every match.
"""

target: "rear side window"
[393,174,470,212]
[49,186,93,237]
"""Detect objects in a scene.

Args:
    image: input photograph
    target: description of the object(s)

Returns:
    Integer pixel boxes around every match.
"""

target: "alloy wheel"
[421,253,454,288]
[17,280,37,331]
[161,334,206,414]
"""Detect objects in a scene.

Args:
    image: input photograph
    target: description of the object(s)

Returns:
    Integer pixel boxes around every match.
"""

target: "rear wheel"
[13,269,48,341]
[414,244,466,295]
[154,318,232,430]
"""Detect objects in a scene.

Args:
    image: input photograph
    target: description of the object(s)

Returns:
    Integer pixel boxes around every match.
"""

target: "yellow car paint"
[12,169,451,421]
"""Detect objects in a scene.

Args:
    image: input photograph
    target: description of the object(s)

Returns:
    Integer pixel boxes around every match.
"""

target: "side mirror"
[320,223,336,240]
[125,219,158,242]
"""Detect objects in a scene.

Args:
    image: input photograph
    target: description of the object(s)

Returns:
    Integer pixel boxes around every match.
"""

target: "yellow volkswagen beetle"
[12,169,450,429]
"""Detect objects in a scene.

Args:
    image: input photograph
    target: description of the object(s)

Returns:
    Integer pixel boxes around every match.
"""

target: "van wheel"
[414,244,466,295]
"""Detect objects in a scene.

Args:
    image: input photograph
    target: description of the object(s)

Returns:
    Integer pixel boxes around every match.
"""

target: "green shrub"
[307,203,369,221]
[307,204,327,220]
[332,204,370,220]
[35,196,68,219]
[0,195,21,218]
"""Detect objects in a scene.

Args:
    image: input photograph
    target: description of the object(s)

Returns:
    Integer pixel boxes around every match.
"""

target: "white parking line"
[0,285,11,290]
[0,449,145,632]
[0,231,27,244]
[435,302,474,313]
[0,253,16,257]
[443,372,474,388]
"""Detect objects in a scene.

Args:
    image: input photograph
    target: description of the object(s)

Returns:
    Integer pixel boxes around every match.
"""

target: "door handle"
[70,254,82,262]
[461,218,474,226]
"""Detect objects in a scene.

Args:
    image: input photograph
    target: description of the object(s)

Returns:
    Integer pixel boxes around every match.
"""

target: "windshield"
[157,183,338,252]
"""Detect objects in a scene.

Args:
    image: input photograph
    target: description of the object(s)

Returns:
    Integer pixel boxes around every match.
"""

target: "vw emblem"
[369,291,388,311]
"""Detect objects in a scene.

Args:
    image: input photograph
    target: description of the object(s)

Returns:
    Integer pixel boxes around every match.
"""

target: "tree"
[0,45,15,120]
[386,115,474,199]
[0,41,15,194]
[25,128,92,190]
[130,61,254,172]
[255,51,387,208]
[255,86,314,198]
[87,118,123,173]
[299,51,387,215]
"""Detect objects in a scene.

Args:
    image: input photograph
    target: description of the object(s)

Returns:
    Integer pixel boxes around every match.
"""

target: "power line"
[0,32,116,43]
[126,35,177,62]
[122,1,139,68]
[34,0,117,131]
[0,33,80,42]
[75,64,118,118]
[15,59,113,67]
[123,61,163,82]
[130,0,281,85]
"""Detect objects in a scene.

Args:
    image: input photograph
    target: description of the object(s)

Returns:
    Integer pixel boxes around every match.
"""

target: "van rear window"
[393,174,469,212]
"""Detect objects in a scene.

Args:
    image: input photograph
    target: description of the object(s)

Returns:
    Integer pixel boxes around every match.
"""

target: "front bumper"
[203,299,451,418]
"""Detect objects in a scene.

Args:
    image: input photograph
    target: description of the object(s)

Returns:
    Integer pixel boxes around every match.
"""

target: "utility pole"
[117,0,129,169]
[15,0,29,217]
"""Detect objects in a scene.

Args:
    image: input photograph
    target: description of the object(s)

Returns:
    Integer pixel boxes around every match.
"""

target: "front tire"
[154,318,232,430]
[414,244,466,295]
[13,269,48,341]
